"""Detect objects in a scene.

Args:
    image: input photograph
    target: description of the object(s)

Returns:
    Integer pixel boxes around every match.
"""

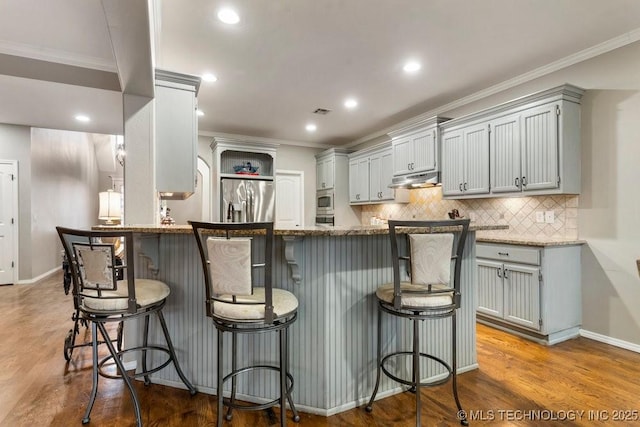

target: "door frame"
[275,169,304,227]
[0,160,18,285]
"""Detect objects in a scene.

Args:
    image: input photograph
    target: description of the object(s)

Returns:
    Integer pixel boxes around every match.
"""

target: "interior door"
[275,170,303,228]
[0,161,17,285]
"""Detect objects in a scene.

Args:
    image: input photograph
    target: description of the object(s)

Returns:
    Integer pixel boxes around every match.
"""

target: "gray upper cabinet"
[348,156,370,203]
[441,122,490,196]
[348,143,408,205]
[389,116,448,177]
[392,128,436,175]
[155,69,200,199]
[316,157,335,190]
[441,84,584,199]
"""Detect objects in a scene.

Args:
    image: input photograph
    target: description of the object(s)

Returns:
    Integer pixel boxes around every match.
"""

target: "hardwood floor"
[2,272,640,426]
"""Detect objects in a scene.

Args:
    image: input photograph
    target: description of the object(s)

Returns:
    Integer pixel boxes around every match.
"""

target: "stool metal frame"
[57,227,197,426]
[365,219,470,426]
[190,221,300,427]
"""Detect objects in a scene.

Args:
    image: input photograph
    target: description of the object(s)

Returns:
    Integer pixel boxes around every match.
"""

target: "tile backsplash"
[361,187,578,239]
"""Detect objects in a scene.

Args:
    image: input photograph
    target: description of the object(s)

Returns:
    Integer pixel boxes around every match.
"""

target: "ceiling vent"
[313,108,331,115]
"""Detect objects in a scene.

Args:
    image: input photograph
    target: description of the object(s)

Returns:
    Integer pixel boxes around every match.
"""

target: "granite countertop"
[93,223,508,236]
[476,232,586,247]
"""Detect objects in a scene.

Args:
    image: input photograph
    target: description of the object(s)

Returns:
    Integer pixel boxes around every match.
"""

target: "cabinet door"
[490,114,521,193]
[521,103,559,191]
[317,158,335,190]
[348,159,359,202]
[155,83,197,194]
[349,158,370,203]
[441,130,465,196]
[477,260,504,318]
[316,161,324,190]
[379,149,394,200]
[392,137,412,176]
[463,123,490,195]
[412,129,437,173]
[503,263,541,331]
[369,150,395,201]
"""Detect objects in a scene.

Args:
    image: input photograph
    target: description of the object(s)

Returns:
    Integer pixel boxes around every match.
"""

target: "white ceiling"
[1,0,640,144]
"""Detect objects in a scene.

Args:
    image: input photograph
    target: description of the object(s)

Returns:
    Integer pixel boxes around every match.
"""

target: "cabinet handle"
[322,182,326,188]
[407,162,411,170]
[497,268,502,278]
[459,183,463,192]
[498,252,509,256]
[515,177,520,188]
[356,194,360,200]
[521,176,527,187]
[411,162,415,170]
[463,182,468,191]
[378,192,382,199]
[503,268,509,279]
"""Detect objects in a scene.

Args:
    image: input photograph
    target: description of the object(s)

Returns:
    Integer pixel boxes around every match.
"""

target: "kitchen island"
[98,223,505,415]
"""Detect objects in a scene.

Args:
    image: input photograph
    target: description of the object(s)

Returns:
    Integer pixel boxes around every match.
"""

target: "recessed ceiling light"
[218,8,240,24]
[403,61,421,73]
[75,114,90,122]
[202,73,217,82]
[197,109,205,117]
[305,123,317,132]
[344,98,358,109]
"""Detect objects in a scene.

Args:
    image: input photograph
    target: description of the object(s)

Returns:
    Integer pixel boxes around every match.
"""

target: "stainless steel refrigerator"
[220,178,275,223]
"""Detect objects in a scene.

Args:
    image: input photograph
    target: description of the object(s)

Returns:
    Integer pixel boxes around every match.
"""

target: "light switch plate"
[535,211,545,223]
[545,210,555,223]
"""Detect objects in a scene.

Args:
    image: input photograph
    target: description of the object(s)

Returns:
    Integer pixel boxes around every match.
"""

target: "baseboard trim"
[17,267,60,285]
[149,363,480,417]
[579,329,640,354]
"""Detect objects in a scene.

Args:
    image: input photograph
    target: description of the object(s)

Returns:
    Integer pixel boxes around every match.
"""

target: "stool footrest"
[221,365,295,411]
[380,350,452,388]
[97,345,172,380]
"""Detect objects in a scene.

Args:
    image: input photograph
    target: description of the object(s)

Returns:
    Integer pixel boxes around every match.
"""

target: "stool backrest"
[56,227,137,314]
[388,219,470,310]
[189,221,275,323]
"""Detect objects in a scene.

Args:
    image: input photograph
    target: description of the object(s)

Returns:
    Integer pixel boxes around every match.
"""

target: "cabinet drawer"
[477,243,540,265]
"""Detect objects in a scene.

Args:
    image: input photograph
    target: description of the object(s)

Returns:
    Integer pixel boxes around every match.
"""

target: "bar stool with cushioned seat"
[365,219,470,426]
[56,227,197,427]
[189,221,300,426]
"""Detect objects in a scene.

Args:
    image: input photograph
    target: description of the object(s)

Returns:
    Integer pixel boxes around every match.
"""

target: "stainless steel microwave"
[316,189,334,215]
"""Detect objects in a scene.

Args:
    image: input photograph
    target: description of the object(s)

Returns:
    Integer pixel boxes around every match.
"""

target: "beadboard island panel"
[96,226,483,415]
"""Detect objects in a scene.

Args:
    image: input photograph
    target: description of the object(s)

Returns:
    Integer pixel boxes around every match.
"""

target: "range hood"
[388,171,440,189]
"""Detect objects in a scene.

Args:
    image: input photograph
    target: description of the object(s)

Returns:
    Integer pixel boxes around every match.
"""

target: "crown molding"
[349,27,640,146]
[199,130,334,150]
[0,39,117,73]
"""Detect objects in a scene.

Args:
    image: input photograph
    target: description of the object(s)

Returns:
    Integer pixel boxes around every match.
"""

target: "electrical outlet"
[545,210,555,223]
[535,211,545,223]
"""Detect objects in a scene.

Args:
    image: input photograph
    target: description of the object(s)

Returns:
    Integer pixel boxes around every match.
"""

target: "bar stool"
[365,219,470,426]
[189,221,300,426]
[56,227,197,426]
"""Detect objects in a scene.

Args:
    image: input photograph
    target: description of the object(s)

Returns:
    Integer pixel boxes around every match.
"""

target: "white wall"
[30,128,99,278]
[0,123,32,280]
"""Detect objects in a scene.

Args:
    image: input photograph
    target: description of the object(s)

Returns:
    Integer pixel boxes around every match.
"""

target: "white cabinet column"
[123,93,158,225]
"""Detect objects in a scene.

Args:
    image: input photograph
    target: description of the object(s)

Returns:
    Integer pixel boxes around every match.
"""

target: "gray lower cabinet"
[476,242,582,345]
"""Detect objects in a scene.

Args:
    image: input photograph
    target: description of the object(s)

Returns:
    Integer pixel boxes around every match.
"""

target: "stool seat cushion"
[376,282,453,308]
[213,287,298,321]
[82,279,170,311]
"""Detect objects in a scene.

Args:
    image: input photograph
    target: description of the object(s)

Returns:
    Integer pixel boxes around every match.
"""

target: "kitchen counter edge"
[93,223,507,236]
